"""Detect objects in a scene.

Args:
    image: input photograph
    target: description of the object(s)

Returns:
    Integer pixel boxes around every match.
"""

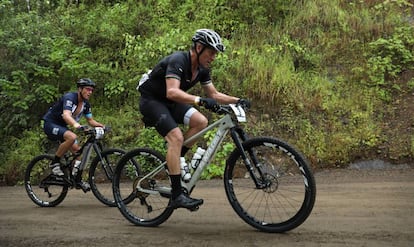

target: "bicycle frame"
[63,129,110,180]
[78,142,100,171]
[136,105,250,195]
[113,104,316,232]
[25,125,127,208]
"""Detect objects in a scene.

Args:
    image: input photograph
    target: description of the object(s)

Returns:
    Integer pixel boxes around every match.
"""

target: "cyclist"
[138,29,250,209]
[42,78,105,192]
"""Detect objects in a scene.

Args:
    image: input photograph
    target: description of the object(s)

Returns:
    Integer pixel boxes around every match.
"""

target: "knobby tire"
[25,154,68,207]
[89,148,126,207]
[224,137,316,233]
[112,147,174,227]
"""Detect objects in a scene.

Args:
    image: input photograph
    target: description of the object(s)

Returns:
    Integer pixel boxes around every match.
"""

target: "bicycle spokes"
[112,148,174,227]
[224,137,316,233]
[25,154,69,207]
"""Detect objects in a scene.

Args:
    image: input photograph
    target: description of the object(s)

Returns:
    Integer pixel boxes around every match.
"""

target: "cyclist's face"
[80,86,94,99]
[198,46,217,68]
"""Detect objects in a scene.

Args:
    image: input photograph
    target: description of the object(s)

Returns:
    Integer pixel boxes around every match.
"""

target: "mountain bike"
[25,126,125,207]
[112,103,316,233]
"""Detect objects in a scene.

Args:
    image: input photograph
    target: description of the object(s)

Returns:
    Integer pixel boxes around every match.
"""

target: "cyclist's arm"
[86,117,104,128]
[202,83,239,104]
[62,109,81,129]
[166,77,200,104]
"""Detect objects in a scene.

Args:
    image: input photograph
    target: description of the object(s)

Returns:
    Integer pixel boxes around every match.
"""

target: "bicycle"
[112,103,316,233]
[25,126,125,207]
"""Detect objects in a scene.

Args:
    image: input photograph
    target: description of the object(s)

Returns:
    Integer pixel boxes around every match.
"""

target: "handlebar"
[213,102,250,115]
[77,126,111,139]
[209,103,249,123]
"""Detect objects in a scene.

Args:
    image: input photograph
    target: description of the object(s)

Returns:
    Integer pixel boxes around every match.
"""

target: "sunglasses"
[83,87,94,92]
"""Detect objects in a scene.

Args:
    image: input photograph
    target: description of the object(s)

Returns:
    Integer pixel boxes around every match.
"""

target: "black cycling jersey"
[139,51,212,99]
[43,92,92,126]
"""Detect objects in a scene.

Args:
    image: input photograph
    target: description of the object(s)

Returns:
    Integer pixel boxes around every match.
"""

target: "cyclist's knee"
[190,113,208,129]
[165,128,184,146]
[71,144,81,153]
[63,131,77,143]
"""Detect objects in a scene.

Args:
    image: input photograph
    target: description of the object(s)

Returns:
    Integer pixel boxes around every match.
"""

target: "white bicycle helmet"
[192,29,225,52]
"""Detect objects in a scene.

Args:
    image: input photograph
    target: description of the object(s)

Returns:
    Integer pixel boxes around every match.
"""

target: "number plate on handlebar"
[229,104,246,122]
[95,127,105,139]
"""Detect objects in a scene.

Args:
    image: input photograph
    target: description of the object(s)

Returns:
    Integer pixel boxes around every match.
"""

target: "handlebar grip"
[75,125,89,133]
[237,99,251,109]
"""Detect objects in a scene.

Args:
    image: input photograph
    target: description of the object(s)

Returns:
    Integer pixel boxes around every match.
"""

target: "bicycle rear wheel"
[224,137,316,233]
[25,154,68,207]
[89,148,126,207]
[112,147,174,227]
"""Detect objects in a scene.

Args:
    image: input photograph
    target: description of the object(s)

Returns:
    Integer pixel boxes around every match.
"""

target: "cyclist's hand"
[76,125,90,132]
[237,98,251,109]
[199,98,220,112]
[103,125,111,132]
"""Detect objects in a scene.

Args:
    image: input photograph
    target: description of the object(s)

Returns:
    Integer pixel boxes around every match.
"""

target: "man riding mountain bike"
[137,29,250,209]
[42,78,105,192]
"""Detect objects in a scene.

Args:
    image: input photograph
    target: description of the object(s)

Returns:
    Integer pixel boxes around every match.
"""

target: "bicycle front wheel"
[112,148,174,227]
[224,137,316,233]
[89,148,126,207]
[25,154,68,207]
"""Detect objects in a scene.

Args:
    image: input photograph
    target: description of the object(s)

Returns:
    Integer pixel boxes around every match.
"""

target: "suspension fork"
[230,127,268,189]
[92,142,114,179]
[92,142,104,162]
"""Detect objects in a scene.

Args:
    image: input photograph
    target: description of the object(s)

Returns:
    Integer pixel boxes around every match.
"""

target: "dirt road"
[1,167,413,247]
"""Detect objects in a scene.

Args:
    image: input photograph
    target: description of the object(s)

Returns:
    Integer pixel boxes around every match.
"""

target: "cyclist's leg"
[139,98,203,209]
[164,128,203,209]
[69,141,81,174]
[168,106,206,209]
[43,121,75,176]
[64,138,90,192]
[69,141,80,154]
[58,130,77,157]
[43,122,76,158]
[181,107,208,148]
[140,97,181,175]
[164,128,183,175]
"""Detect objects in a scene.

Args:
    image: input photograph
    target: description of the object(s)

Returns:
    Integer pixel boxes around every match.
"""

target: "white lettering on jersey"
[65,100,73,108]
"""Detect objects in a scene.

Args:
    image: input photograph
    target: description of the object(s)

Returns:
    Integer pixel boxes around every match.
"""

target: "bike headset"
[191,29,225,67]
[77,78,96,100]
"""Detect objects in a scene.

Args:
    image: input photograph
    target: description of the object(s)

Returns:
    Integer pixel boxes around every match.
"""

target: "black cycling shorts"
[139,95,196,137]
[43,121,68,142]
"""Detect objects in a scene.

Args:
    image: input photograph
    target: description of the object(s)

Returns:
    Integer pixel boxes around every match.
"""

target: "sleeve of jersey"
[84,102,92,119]
[200,69,212,86]
[62,94,75,111]
[165,54,184,81]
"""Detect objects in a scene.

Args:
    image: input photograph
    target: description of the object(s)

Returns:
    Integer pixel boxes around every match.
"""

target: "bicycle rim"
[224,137,316,233]
[89,148,126,207]
[25,154,68,207]
[112,148,174,227]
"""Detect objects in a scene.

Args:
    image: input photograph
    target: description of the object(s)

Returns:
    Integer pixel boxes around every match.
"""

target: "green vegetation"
[1,0,413,185]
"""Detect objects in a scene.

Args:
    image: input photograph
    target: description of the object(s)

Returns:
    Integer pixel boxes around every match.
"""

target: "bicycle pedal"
[76,186,91,193]
[75,182,91,193]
